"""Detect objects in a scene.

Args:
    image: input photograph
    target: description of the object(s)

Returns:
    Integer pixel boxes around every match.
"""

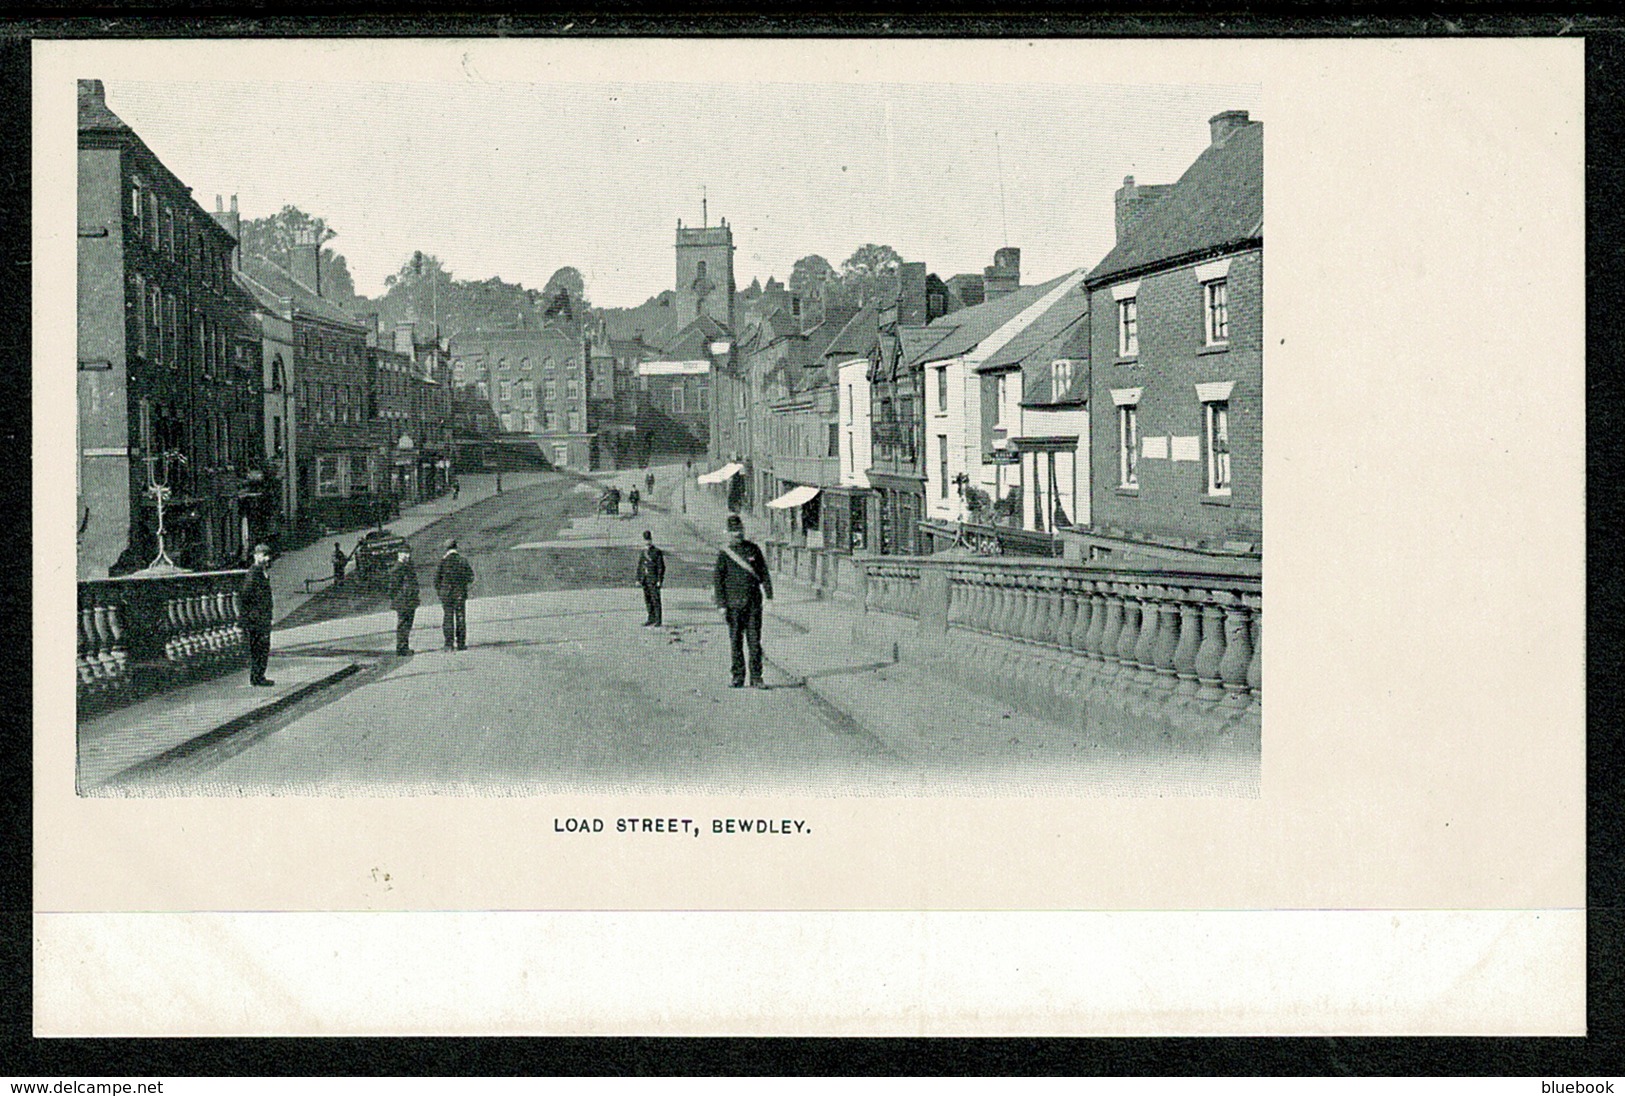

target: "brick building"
[1075,110,1262,565]
[76,80,263,578]
[240,244,375,530]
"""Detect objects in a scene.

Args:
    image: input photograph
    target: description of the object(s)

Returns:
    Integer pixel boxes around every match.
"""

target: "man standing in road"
[388,546,420,656]
[714,513,773,688]
[435,538,475,651]
[332,541,347,587]
[645,471,655,497]
[241,543,275,687]
[637,529,666,627]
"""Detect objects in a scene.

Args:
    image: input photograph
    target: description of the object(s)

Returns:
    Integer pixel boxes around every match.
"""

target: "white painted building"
[836,359,871,489]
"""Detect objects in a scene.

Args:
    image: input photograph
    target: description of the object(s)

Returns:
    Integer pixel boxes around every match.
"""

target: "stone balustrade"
[858,556,1260,707]
[78,569,251,715]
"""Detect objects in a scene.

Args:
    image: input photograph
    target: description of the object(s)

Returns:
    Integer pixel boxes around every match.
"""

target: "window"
[163,207,175,257]
[163,294,177,368]
[1052,359,1074,399]
[148,286,163,363]
[1204,398,1232,496]
[129,180,145,239]
[1204,280,1230,345]
[316,455,342,497]
[936,366,948,411]
[272,355,285,391]
[1118,405,1139,488]
[499,378,512,404]
[671,386,685,415]
[498,357,510,373]
[553,444,570,467]
[567,408,582,432]
[566,377,580,400]
[145,192,159,248]
[272,415,283,456]
[1117,298,1138,357]
[938,434,949,498]
[828,423,840,458]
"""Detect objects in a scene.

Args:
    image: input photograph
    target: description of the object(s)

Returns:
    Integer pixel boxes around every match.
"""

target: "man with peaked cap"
[241,543,275,686]
[388,546,420,656]
[713,513,773,688]
[435,538,475,651]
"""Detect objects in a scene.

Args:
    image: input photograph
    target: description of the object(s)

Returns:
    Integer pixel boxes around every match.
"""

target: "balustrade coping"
[855,555,1260,593]
[83,567,252,586]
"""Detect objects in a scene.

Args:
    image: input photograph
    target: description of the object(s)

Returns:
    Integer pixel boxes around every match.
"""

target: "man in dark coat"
[332,542,347,586]
[388,547,420,656]
[435,539,475,651]
[636,529,666,627]
[713,513,773,688]
[241,543,275,686]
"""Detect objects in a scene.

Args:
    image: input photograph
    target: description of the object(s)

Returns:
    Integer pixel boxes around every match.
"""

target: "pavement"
[74,461,1257,797]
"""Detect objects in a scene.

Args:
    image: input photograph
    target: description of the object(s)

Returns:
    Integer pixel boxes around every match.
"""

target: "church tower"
[674,205,735,332]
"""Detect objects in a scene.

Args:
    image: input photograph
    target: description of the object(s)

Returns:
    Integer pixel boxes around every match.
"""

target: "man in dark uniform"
[332,541,347,586]
[636,529,666,626]
[714,513,773,688]
[388,547,419,656]
[241,543,275,686]
[435,538,475,651]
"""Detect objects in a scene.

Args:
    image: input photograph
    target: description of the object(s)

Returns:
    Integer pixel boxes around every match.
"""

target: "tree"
[239,205,358,304]
[839,243,906,306]
[542,266,589,313]
[789,254,837,300]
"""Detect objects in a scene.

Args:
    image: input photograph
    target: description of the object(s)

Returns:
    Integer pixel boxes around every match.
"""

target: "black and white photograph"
[72,72,1262,798]
[33,36,1583,1039]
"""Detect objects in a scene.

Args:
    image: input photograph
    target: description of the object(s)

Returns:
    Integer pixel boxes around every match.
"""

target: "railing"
[78,569,251,715]
[919,518,1064,558]
[857,555,1260,708]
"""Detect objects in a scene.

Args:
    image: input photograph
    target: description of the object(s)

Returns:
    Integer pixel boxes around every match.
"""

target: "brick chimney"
[290,227,322,297]
[208,194,242,272]
[1115,175,1172,244]
[395,322,417,359]
[1209,109,1251,146]
[983,246,1020,300]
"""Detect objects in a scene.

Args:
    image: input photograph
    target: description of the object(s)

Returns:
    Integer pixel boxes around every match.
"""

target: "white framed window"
[1204,279,1230,346]
[1203,398,1232,497]
[567,408,582,432]
[1118,404,1139,488]
[316,455,342,497]
[553,443,569,467]
[936,365,948,411]
[938,434,949,499]
[671,386,685,415]
[498,378,512,404]
[1117,298,1138,358]
[1052,359,1074,399]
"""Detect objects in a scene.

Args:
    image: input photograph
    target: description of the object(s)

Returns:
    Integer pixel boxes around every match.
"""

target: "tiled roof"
[908,273,1074,367]
[1087,119,1263,285]
[655,313,730,360]
[239,255,366,331]
[822,302,879,361]
[897,324,952,367]
[1020,316,1093,405]
[978,291,1088,372]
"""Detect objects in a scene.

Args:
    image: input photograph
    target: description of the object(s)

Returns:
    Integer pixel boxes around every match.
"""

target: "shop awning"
[766,485,821,509]
[697,462,744,485]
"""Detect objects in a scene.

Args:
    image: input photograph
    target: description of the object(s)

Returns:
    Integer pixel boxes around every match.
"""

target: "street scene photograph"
[73,72,1264,798]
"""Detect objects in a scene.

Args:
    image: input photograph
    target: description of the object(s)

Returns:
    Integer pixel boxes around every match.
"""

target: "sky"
[104,78,1261,309]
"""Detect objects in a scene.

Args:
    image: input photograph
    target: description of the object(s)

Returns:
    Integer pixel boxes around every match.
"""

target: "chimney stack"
[1115,175,1173,244]
[983,246,1021,300]
[290,227,322,298]
[208,193,243,273]
[1209,109,1251,146]
[395,322,417,358]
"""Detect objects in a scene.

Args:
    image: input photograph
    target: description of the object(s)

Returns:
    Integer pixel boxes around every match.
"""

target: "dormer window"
[1051,359,1074,400]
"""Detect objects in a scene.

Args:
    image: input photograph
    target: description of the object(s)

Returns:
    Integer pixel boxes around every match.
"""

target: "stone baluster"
[80,605,105,690]
[1083,580,1109,661]
[1194,589,1231,701]
[93,603,119,681]
[1004,573,1026,639]
[1055,577,1080,650]
[108,603,130,683]
[1153,596,1182,689]
[1113,583,1142,673]
[1172,589,1204,696]
[1096,585,1124,673]
[1219,596,1254,706]
[976,570,995,633]
[983,572,1003,636]
[1034,574,1059,646]
[1133,586,1162,684]
[1070,579,1094,654]
[1015,572,1039,642]
[993,572,1016,637]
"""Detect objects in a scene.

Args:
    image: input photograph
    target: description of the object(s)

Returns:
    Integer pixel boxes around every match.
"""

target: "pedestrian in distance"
[714,513,773,688]
[629,486,641,516]
[645,471,655,496]
[496,472,503,494]
[637,529,666,626]
[452,476,461,501]
[435,538,475,651]
[388,547,420,656]
[241,543,276,687]
[332,541,347,587]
